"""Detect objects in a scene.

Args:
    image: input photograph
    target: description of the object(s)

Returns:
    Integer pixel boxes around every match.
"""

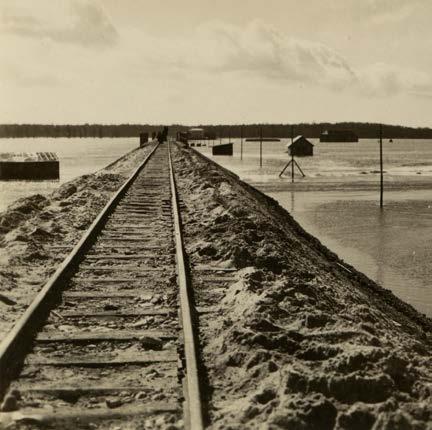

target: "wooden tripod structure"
[279,154,306,182]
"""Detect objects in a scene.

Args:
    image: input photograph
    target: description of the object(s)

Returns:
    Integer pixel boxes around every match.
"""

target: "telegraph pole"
[291,153,294,183]
[380,124,384,208]
[240,125,243,160]
[259,126,263,168]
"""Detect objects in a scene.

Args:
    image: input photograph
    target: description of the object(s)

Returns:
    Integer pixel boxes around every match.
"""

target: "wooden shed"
[0,152,59,180]
[288,136,314,157]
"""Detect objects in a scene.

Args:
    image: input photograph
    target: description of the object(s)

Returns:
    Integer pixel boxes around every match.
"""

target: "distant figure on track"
[157,126,169,143]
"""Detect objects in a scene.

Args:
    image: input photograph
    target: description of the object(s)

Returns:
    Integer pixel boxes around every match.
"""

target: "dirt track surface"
[172,143,432,430]
[0,143,156,343]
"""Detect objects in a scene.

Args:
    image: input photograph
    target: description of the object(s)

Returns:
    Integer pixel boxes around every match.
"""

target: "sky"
[1,0,432,126]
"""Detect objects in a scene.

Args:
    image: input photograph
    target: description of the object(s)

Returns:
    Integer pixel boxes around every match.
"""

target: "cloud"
[192,20,355,89]
[0,0,117,47]
[187,20,432,98]
[1,10,431,103]
[364,0,422,23]
[357,62,432,97]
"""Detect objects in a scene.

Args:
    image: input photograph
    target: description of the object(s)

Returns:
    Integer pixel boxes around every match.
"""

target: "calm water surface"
[269,190,432,317]
[196,139,432,317]
[0,138,137,211]
[1,137,431,316]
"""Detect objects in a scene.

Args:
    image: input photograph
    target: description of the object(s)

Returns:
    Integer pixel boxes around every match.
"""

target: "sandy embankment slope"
[172,143,432,430]
[0,143,156,342]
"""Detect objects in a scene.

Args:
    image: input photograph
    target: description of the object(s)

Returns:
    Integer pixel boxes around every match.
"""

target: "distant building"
[246,138,280,142]
[0,152,59,180]
[320,130,358,142]
[188,128,205,139]
[212,143,233,156]
[288,136,314,156]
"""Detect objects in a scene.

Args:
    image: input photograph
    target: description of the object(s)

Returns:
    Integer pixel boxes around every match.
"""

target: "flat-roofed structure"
[212,143,233,156]
[0,152,59,180]
[320,130,358,142]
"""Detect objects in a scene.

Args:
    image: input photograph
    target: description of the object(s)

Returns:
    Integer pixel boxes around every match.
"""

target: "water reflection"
[376,209,386,287]
[271,190,432,317]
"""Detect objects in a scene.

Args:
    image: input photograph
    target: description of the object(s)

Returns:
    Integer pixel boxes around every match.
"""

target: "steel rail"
[168,141,204,430]
[0,142,160,397]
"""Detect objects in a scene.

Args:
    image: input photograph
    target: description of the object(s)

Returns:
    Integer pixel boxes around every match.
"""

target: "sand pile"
[0,144,156,342]
[172,144,432,430]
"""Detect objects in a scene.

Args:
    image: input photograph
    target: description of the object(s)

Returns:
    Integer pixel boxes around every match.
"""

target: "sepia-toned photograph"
[0,1,431,429]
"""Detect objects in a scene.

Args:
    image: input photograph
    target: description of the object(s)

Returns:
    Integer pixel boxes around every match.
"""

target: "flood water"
[196,138,432,317]
[1,136,431,317]
[0,138,137,211]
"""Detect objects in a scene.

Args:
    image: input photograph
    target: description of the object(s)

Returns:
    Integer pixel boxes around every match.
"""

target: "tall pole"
[291,125,294,143]
[380,124,383,208]
[291,153,294,183]
[240,125,243,160]
[260,126,263,168]
[219,126,222,145]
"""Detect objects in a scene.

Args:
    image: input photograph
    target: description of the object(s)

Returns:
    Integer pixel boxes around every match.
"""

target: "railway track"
[0,142,207,429]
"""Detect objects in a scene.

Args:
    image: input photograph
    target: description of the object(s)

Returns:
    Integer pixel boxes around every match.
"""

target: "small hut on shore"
[288,136,314,157]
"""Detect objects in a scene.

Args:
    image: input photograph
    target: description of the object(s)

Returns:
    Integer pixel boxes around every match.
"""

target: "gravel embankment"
[172,143,432,430]
[0,143,156,342]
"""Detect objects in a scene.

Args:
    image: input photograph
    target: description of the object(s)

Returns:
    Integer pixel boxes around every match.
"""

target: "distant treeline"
[1,122,432,139]
[0,124,164,138]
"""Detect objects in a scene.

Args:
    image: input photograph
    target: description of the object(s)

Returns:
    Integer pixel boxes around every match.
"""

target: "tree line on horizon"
[1,122,432,139]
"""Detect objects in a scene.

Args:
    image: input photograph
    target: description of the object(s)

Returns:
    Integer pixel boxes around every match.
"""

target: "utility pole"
[219,126,222,145]
[380,124,383,208]
[259,126,263,168]
[291,153,294,183]
[240,125,243,161]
